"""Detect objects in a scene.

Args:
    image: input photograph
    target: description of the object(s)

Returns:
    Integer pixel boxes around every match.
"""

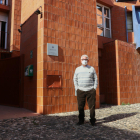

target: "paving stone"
[0,104,140,139]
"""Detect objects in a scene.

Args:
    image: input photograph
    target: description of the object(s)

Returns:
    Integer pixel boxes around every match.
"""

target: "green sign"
[25,65,33,76]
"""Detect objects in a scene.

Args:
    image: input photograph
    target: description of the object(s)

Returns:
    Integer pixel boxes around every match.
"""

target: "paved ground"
[0,105,39,120]
[0,104,140,140]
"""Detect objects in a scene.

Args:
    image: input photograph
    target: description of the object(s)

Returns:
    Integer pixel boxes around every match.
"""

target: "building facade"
[0,0,140,114]
[0,0,21,58]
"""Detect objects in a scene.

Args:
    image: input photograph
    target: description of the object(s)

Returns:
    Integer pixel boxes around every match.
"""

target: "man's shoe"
[90,119,96,126]
[76,121,84,125]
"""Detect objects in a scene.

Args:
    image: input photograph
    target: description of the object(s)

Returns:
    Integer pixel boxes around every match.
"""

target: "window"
[0,0,8,5]
[0,21,6,49]
[97,4,111,38]
[127,12,133,32]
[0,12,8,49]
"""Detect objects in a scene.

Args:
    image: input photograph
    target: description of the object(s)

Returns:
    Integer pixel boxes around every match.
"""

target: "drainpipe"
[125,6,128,42]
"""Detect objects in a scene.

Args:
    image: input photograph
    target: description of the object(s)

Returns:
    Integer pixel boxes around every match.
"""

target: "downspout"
[125,6,128,42]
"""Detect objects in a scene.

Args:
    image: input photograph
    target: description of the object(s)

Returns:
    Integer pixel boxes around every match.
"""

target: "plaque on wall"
[47,75,62,88]
[47,43,58,56]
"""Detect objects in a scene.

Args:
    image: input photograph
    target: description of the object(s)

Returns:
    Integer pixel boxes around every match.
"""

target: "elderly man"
[73,55,98,126]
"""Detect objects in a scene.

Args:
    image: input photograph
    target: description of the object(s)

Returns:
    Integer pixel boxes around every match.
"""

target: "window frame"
[0,12,8,49]
[96,3,112,38]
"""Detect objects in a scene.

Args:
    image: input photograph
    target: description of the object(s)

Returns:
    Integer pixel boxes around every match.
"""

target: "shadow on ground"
[96,112,138,124]
[0,112,140,140]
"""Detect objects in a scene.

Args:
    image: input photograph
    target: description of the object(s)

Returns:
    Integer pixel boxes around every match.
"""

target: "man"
[73,55,98,126]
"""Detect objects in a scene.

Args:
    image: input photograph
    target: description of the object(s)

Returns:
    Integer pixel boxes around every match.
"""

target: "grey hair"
[81,55,89,60]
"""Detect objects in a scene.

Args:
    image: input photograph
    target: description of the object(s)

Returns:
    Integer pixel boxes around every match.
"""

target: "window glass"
[104,8,109,17]
[0,21,6,49]
[97,15,103,26]
[127,12,133,32]
[104,18,110,28]
[97,5,102,15]
[0,0,6,5]
[105,29,110,38]
[96,4,111,38]
[97,27,104,36]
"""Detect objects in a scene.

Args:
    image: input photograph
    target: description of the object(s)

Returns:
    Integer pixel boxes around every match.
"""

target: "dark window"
[0,21,6,49]
[127,12,133,32]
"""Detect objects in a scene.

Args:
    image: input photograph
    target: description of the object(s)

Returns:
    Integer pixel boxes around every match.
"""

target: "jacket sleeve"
[93,68,98,90]
[73,68,78,91]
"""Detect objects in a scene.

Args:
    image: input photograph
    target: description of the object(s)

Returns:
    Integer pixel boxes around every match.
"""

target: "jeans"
[77,88,96,122]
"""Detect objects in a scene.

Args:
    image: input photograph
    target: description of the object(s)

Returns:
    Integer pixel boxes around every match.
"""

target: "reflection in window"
[104,8,109,17]
[0,0,7,5]
[97,4,111,38]
[97,5,102,15]
[97,27,104,36]
[97,15,103,26]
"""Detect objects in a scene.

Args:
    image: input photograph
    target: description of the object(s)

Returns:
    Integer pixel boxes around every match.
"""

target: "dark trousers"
[77,88,96,122]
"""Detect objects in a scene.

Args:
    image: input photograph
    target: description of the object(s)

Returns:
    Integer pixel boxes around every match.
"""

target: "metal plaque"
[47,43,58,56]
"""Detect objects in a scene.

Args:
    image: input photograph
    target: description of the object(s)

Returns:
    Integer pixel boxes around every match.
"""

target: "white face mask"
[82,60,88,65]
